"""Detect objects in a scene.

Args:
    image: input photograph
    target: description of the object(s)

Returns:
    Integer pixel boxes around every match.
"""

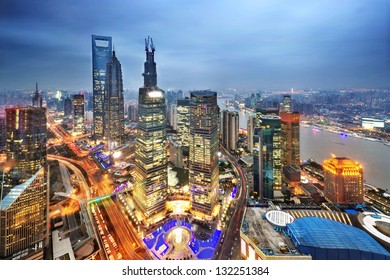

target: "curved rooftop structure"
[287,217,390,260]
[358,212,390,247]
[265,210,294,228]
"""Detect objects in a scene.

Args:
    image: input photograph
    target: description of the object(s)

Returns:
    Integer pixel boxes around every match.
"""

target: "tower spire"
[142,36,157,87]
[35,82,38,93]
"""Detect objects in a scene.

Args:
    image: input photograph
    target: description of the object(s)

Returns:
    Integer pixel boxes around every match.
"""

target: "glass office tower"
[92,35,112,138]
[104,51,124,149]
[189,90,219,218]
[253,115,282,200]
[133,37,168,221]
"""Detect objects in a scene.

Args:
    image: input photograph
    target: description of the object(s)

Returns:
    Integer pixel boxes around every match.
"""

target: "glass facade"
[253,115,282,200]
[133,38,168,220]
[104,51,124,149]
[92,35,112,138]
[0,168,47,258]
[5,107,47,180]
[176,98,190,147]
[189,90,219,217]
[280,111,300,167]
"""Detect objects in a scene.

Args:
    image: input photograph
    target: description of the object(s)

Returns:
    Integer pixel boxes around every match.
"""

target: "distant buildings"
[104,51,124,149]
[133,37,168,221]
[323,157,364,204]
[176,98,191,147]
[253,115,282,200]
[189,90,219,218]
[222,110,239,151]
[127,104,138,122]
[72,94,85,135]
[92,35,112,138]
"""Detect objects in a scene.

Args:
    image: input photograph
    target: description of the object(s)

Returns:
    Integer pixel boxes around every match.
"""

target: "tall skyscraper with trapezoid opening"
[133,37,168,223]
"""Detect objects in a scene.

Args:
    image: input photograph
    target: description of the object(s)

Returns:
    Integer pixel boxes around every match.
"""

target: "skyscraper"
[72,94,85,135]
[5,107,47,180]
[189,90,219,218]
[323,157,364,204]
[32,83,43,108]
[176,98,191,147]
[63,96,72,116]
[253,115,282,200]
[104,51,124,149]
[0,167,47,259]
[282,95,292,112]
[133,37,168,221]
[92,35,112,138]
[280,111,300,167]
[247,115,257,154]
[170,103,177,130]
[222,110,239,151]
[128,104,138,122]
[1,106,47,259]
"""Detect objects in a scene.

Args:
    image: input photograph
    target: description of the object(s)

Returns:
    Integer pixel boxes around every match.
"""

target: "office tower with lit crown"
[280,111,300,167]
[133,37,168,221]
[323,157,364,204]
[189,90,219,218]
[104,51,124,149]
[176,98,191,147]
[222,110,239,151]
[72,94,85,135]
[64,96,72,116]
[253,115,282,200]
[32,83,43,108]
[92,35,112,138]
[5,107,47,179]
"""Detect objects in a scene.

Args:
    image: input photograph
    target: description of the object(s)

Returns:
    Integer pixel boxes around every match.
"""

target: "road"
[216,145,248,260]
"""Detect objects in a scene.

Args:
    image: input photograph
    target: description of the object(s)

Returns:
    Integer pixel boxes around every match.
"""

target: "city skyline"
[1,0,389,91]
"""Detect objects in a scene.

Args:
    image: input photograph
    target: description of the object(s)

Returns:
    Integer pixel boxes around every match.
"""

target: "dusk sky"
[0,0,389,91]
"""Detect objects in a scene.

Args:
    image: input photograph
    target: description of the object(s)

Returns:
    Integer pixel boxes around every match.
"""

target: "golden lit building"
[323,157,363,204]
[0,167,47,259]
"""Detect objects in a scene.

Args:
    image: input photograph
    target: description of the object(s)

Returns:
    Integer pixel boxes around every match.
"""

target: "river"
[217,98,390,191]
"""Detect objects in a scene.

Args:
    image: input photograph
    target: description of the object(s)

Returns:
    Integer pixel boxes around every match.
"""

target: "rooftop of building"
[190,90,217,97]
[323,157,362,169]
[1,167,43,211]
[242,207,302,257]
[357,212,390,245]
[259,114,280,120]
[287,216,390,257]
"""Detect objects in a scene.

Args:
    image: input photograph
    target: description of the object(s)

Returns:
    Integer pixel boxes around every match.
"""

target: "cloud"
[0,0,389,91]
